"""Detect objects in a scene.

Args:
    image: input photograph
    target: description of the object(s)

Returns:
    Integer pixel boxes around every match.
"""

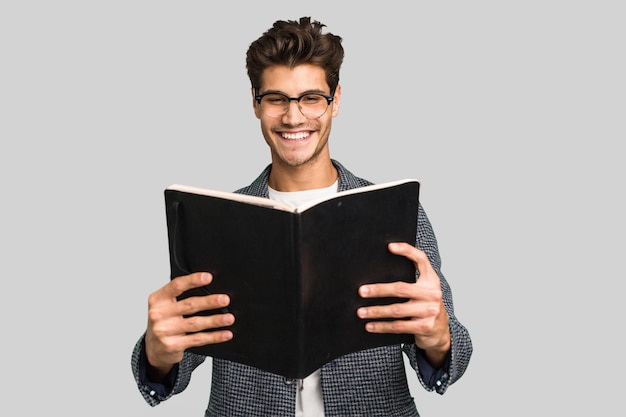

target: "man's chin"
[275,154,315,168]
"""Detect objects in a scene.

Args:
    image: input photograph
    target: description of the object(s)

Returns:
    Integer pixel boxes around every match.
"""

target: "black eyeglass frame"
[253,89,335,118]
[254,90,335,105]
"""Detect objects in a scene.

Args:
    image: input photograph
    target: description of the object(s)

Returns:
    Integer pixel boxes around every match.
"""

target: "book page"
[166,184,296,212]
[295,178,420,212]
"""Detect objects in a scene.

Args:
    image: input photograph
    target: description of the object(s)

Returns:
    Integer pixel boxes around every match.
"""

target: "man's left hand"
[357,242,451,367]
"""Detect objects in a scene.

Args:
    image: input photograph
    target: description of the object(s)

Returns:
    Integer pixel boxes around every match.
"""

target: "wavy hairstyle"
[246,17,344,94]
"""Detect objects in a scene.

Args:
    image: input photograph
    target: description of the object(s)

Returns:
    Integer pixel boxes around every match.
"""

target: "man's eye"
[301,95,323,104]
[264,95,287,105]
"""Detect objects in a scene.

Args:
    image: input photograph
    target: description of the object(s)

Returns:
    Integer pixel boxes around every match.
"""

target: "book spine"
[292,213,305,378]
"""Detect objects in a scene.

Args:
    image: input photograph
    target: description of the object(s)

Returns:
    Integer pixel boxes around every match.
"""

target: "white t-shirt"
[268,180,338,417]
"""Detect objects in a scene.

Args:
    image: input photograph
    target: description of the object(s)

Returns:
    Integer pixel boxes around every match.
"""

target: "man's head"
[246,17,344,95]
[245,17,345,176]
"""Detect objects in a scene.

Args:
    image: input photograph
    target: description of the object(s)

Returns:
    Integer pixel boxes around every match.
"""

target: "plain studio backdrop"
[1,1,623,416]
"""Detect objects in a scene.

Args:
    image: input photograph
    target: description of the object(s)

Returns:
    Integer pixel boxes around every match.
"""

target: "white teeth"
[281,132,310,140]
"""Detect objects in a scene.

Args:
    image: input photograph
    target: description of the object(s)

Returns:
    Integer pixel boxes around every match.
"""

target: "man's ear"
[251,88,262,119]
[331,84,341,117]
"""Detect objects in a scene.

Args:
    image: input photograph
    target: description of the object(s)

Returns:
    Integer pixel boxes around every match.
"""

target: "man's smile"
[280,131,312,141]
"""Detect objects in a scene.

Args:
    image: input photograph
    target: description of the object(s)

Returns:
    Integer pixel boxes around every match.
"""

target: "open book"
[164,178,420,378]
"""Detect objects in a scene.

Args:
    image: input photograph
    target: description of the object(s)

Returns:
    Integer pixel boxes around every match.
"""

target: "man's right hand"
[144,272,234,380]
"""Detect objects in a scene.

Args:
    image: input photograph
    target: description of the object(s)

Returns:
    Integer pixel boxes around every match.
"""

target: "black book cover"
[164,179,420,378]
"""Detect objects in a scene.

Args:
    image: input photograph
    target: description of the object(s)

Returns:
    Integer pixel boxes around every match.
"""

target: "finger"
[388,243,436,275]
[359,281,416,299]
[183,312,235,334]
[165,272,213,299]
[184,328,234,347]
[148,303,234,343]
[357,299,438,321]
[175,293,231,317]
[357,300,415,320]
[364,319,418,335]
[363,318,441,336]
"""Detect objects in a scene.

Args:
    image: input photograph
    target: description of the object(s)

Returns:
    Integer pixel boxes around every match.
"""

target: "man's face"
[253,64,341,168]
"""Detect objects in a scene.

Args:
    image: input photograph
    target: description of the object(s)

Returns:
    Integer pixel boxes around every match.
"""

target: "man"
[132,16,472,416]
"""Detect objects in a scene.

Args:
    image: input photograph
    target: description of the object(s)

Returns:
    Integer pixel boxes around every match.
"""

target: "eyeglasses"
[254,90,335,119]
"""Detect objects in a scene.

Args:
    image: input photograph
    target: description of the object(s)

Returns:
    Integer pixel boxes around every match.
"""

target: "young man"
[132,17,472,416]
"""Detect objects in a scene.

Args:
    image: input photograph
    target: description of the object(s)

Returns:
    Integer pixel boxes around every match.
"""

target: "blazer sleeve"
[403,203,473,395]
[130,333,206,406]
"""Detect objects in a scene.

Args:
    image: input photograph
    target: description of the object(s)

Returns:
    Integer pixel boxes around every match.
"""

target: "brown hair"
[246,17,344,94]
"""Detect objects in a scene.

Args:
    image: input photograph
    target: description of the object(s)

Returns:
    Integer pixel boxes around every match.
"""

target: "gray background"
[2,1,624,415]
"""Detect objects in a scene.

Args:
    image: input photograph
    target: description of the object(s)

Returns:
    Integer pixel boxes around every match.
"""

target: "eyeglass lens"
[260,94,330,118]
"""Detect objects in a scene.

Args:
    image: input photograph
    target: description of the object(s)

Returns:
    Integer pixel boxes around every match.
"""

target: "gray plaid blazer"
[131,160,472,416]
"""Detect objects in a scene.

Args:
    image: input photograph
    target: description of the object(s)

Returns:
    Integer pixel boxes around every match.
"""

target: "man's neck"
[268,159,338,192]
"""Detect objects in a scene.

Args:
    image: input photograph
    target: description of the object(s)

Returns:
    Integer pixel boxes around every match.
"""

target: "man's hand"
[144,272,234,380]
[357,242,451,368]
